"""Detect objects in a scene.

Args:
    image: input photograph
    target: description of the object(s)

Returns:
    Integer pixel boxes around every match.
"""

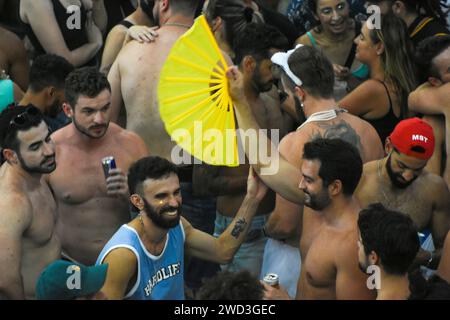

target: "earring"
[300,99,305,109]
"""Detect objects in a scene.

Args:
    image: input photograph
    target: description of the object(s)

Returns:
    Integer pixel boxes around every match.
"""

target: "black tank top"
[366,81,400,144]
[24,0,89,56]
[118,20,134,29]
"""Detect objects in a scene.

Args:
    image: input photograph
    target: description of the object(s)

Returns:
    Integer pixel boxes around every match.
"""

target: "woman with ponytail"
[204,0,263,59]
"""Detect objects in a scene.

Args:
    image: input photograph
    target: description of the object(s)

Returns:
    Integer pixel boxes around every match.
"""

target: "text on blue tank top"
[96,222,185,300]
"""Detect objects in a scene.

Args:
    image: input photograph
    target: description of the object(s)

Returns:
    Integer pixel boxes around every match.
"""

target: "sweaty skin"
[266,111,384,245]
[226,66,377,299]
[108,24,192,160]
[0,122,60,299]
[355,157,450,267]
[48,122,149,265]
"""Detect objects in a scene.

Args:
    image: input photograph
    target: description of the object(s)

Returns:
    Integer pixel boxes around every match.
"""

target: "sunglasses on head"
[8,106,41,130]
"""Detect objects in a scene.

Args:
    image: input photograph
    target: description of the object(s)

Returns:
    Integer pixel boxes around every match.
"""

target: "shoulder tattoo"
[309,119,363,154]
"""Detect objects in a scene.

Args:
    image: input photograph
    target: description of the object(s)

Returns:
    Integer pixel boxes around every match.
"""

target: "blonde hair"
[369,13,417,118]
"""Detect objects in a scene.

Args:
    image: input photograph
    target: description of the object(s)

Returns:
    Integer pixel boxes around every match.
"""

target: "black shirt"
[408,15,449,47]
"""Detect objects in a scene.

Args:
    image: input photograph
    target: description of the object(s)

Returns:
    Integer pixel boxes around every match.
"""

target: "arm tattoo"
[231,218,247,239]
[309,119,363,154]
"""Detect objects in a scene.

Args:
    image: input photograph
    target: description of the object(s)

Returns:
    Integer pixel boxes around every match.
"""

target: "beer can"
[263,273,279,287]
[102,156,116,178]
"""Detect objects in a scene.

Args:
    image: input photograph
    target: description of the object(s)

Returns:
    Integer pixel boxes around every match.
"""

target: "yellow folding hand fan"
[158,15,239,167]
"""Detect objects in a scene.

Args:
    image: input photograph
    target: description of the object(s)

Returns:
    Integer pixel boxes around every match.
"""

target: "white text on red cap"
[412,135,428,143]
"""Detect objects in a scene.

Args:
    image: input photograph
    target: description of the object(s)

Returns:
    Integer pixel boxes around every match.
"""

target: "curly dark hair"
[128,156,179,196]
[0,106,44,156]
[358,203,420,276]
[302,138,362,195]
[29,54,74,92]
[415,35,450,82]
[196,270,264,300]
[233,23,289,65]
[64,67,111,108]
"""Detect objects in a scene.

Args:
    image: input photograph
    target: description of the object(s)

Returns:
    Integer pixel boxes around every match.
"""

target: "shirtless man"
[19,54,74,132]
[0,106,60,299]
[108,0,198,159]
[409,35,450,187]
[196,23,288,277]
[48,67,149,265]
[355,118,450,269]
[257,46,382,296]
[262,46,383,296]
[0,25,29,91]
[226,66,376,299]
[357,203,420,300]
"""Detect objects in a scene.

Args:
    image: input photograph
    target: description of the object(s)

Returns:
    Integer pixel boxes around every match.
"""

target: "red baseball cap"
[389,118,435,160]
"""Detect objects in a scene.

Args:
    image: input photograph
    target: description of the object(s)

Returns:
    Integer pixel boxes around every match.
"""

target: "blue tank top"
[96,222,185,300]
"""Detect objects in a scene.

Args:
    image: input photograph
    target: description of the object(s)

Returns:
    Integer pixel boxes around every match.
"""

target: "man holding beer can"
[47,67,149,265]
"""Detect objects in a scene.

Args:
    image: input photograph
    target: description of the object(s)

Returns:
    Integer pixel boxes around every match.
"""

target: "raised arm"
[22,0,102,67]
[0,194,32,299]
[227,66,304,204]
[100,26,128,74]
[183,167,266,264]
[265,132,306,242]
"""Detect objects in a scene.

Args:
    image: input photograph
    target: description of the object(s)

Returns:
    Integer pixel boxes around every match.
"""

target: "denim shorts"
[213,211,269,277]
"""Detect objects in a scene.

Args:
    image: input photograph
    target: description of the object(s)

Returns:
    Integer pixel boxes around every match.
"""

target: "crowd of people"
[0,0,449,300]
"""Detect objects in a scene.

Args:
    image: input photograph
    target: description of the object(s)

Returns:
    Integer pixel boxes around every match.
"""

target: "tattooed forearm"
[231,218,247,239]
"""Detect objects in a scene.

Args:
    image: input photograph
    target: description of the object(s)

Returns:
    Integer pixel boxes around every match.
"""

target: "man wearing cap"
[355,118,450,270]
[408,35,450,188]
[36,260,108,300]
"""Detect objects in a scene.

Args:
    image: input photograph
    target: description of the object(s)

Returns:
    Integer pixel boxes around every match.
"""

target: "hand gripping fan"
[158,15,239,167]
